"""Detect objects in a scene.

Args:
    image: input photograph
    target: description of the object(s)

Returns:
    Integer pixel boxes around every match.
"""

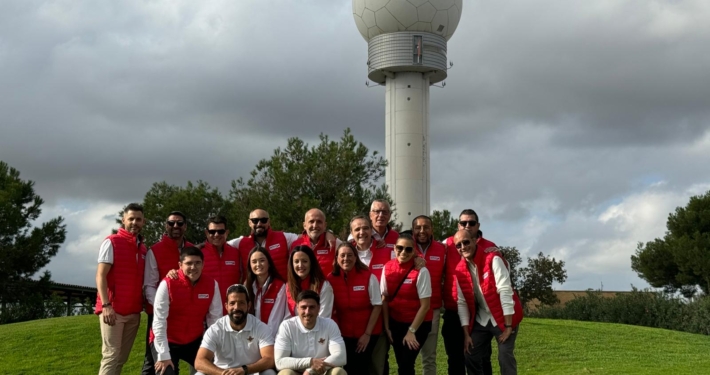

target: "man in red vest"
[142,211,192,375]
[201,215,242,314]
[454,230,523,375]
[290,208,340,276]
[441,209,497,375]
[96,203,147,375]
[369,199,399,247]
[412,215,447,375]
[152,246,222,375]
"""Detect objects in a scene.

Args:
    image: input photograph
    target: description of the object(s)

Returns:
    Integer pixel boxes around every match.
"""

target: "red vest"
[238,230,289,282]
[254,277,285,324]
[443,236,496,311]
[202,241,241,313]
[291,232,335,276]
[147,236,193,314]
[95,228,146,316]
[376,226,399,247]
[327,269,382,338]
[454,252,523,332]
[417,241,446,310]
[286,278,324,316]
[151,269,216,345]
[354,240,393,282]
[383,259,433,323]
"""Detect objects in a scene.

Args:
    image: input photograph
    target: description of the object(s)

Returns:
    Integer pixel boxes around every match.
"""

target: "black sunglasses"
[459,220,478,228]
[167,220,185,227]
[207,229,226,235]
[395,245,414,253]
[250,217,269,224]
[455,239,472,249]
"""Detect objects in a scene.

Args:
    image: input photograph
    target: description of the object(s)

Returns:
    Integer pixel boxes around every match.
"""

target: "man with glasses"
[453,230,523,375]
[369,199,399,248]
[441,209,497,375]
[143,211,193,375]
[195,284,276,375]
[202,216,242,315]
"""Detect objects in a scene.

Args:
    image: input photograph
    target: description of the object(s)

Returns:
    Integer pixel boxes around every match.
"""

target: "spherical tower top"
[353,0,462,42]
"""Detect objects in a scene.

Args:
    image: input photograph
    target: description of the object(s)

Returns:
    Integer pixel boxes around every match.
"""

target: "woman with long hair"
[285,245,333,318]
[327,242,382,375]
[244,245,288,338]
[381,233,433,375]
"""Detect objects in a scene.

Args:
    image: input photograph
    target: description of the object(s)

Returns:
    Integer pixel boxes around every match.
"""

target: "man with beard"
[201,216,242,314]
[195,284,276,375]
[412,215,447,375]
[143,211,193,375]
[290,209,341,276]
[274,290,346,375]
[96,203,148,375]
[453,230,523,375]
[152,246,222,375]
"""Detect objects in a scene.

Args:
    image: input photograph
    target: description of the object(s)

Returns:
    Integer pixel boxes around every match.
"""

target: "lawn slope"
[1,315,709,374]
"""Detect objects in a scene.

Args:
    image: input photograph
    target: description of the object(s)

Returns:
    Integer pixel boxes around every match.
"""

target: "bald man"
[290,209,341,275]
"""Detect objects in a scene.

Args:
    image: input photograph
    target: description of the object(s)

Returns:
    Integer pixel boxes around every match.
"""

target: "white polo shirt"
[199,314,274,370]
[274,316,346,372]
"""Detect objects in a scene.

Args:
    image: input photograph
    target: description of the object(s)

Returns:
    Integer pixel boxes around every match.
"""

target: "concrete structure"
[353,0,462,226]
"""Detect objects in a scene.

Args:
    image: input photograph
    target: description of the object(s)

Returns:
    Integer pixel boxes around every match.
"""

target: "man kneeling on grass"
[195,284,276,375]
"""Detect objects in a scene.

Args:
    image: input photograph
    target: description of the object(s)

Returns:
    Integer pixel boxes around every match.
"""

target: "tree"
[431,209,458,240]
[228,129,390,238]
[632,190,710,296]
[517,252,568,307]
[0,161,66,323]
[117,180,229,246]
[498,246,523,289]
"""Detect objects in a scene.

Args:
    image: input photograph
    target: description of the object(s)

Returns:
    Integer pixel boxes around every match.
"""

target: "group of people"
[96,199,523,375]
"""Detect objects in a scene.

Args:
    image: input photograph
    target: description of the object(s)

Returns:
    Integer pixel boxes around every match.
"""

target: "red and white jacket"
[328,268,382,338]
[95,228,146,316]
[382,259,433,323]
[201,241,241,313]
[443,236,497,311]
[291,231,335,276]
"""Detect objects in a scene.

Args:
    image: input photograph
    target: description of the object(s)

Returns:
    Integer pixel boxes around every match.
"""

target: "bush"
[530,288,710,335]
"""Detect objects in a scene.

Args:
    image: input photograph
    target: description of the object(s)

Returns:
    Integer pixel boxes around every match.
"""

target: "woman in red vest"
[327,242,382,375]
[381,233,433,375]
[285,245,333,318]
[244,245,288,339]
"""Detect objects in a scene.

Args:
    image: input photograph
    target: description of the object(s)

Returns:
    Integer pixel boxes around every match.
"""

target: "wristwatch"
[102,302,112,308]
[241,364,248,373]
[408,326,416,334]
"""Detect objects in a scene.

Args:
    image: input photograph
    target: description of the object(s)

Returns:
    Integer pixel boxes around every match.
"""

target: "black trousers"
[389,318,432,375]
[150,336,202,375]
[441,309,466,375]
[142,313,155,375]
[465,321,518,375]
[343,334,380,375]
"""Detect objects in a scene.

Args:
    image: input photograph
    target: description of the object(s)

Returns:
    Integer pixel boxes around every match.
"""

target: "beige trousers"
[420,308,441,375]
[98,312,141,375]
[277,368,347,375]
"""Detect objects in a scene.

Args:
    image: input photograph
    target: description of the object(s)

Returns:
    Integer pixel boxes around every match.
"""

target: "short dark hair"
[349,215,372,230]
[459,209,479,221]
[411,215,432,228]
[180,246,204,261]
[167,211,187,222]
[398,230,413,238]
[124,203,143,214]
[296,289,321,305]
[207,215,228,228]
[226,284,250,303]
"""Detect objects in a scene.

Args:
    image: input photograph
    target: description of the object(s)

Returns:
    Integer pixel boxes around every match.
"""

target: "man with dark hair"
[202,216,242,312]
[143,211,193,375]
[274,290,347,375]
[96,203,147,375]
[151,247,222,375]
[195,284,276,375]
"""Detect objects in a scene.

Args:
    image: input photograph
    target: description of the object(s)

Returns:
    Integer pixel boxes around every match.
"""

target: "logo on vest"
[317,250,329,255]
[225,261,236,266]
[483,272,489,279]
[430,256,441,261]
[198,294,210,299]
[353,286,365,291]
[264,299,275,304]
[269,244,280,250]
[372,264,384,270]
[386,244,394,248]
[403,279,413,284]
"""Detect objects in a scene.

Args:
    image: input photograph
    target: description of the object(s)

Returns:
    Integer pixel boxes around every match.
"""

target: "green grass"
[1,315,709,374]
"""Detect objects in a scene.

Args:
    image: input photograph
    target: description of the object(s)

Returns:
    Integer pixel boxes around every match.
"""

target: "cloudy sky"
[2,0,709,291]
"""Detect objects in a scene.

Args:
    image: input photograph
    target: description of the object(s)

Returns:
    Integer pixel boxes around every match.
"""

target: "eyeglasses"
[395,245,414,253]
[459,220,478,228]
[371,210,390,216]
[250,217,269,224]
[207,229,226,235]
[455,239,472,249]
[167,220,185,227]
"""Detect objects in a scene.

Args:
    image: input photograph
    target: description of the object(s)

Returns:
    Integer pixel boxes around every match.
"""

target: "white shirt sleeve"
[283,232,300,248]
[143,249,160,305]
[97,239,113,264]
[226,237,243,248]
[416,267,432,299]
[206,281,223,327]
[255,319,276,347]
[268,285,289,339]
[379,268,388,296]
[274,321,311,370]
[456,281,470,327]
[324,320,347,368]
[368,274,382,306]
[200,322,220,352]
[492,256,515,315]
[153,280,171,361]
[319,281,334,318]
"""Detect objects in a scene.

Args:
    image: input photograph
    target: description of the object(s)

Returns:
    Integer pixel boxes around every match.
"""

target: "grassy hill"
[2,315,709,374]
